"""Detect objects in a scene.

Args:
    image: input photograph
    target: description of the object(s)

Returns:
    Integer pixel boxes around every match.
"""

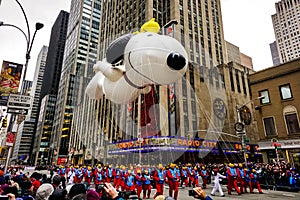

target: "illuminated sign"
[107,136,259,155]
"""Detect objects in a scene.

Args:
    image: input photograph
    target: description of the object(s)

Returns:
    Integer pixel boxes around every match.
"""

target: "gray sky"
[0,0,279,81]
[221,0,279,69]
[0,0,71,80]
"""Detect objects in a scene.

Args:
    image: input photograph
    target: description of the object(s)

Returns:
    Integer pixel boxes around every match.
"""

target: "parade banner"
[0,60,23,105]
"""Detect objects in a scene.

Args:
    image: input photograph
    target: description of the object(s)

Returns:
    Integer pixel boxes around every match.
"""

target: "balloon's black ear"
[106,33,134,64]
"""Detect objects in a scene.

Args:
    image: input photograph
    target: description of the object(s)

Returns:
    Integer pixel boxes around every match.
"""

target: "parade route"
[163,185,300,200]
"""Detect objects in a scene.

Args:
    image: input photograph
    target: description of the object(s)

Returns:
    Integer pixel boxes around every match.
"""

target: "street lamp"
[0,0,43,174]
[0,2,44,91]
[235,96,264,164]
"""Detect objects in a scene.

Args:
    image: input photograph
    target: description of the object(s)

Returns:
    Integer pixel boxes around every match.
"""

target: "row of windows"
[259,83,293,105]
[263,111,300,136]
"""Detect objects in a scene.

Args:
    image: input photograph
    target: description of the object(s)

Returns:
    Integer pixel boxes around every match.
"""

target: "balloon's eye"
[147,34,153,37]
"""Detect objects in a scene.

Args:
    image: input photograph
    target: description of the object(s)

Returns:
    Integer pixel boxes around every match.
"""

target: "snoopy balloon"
[86,18,188,104]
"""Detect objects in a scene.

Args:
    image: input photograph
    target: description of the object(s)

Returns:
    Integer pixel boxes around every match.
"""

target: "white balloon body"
[85,32,188,104]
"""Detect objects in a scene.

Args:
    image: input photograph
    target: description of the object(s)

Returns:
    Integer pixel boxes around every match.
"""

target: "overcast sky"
[0,0,279,80]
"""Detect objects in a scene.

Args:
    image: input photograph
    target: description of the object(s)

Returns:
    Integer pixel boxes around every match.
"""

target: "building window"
[283,106,300,134]
[285,113,300,134]
[279,84,293,100]
[259,90,270,104]
[263,117,277,136]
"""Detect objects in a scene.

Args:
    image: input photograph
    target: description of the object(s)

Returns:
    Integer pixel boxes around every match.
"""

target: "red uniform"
[237,167,246,193]
[153,169,165,198]
[142,171,152,199]
[84,168,93,186]
[226,166,241,195]
[124,172,135,191]
[180,168,189,187]
[200,168,208,189]
[113,168,121,189]
[135,172,143,199]
[94,170,104,185]
[166,167,180,200]
[119,170,127,191]
[190,168,200,187]
[250,171,263,194]
[106,167,114,183]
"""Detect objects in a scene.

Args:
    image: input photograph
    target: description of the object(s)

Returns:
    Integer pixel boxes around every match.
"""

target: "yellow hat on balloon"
[140,18,160,33]
[229,163,234,167]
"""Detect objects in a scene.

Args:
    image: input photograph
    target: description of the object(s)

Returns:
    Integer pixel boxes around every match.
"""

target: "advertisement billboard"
[6,132,16,147]
[0,60,23,105]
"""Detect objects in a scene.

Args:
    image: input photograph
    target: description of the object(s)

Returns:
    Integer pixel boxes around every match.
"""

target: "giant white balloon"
[86,28,188,104]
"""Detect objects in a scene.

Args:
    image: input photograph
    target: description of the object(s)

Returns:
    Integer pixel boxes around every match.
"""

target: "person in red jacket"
[106,164,114,183]
[113,165,121,189]
[237,164,246,193]
[244,168,252,193]
[166,163,180,200]
[200,166,208,189]
[74,166,83,183]
[119,165,127,191]
[191,166,200,187]
[250,169,263,194]
[135,169,143,199]
[84,166,93,186]
[94,167,104,186]
[142,169,152,199]
[226,163,241,195]
[124,169,135,191]
[180,166,189,188]
[152,164,165,199]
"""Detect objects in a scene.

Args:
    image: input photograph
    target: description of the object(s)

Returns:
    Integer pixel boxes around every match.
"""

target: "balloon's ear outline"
[106,33,134,65]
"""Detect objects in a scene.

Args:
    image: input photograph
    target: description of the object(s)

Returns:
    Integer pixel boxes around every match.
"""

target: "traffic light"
[1,116,7,128]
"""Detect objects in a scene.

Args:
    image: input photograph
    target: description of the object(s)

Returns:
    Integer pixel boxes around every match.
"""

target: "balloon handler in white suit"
[85,18,188,104]
[211,168,226,197]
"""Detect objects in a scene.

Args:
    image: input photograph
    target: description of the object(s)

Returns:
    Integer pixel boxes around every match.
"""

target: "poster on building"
[6,132,16,147]
[0,60,23,105]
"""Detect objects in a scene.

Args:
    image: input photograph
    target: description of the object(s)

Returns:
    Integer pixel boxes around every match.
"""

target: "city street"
[161,185,299,200]
[25,169,300,199]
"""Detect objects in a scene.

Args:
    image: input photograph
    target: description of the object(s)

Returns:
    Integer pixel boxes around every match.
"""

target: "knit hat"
[35,183,54,200]
[69,184,86,199]
[86,190,99,200]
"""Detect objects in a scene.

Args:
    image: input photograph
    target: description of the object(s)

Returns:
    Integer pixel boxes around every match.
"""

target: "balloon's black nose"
[167,52,186,70]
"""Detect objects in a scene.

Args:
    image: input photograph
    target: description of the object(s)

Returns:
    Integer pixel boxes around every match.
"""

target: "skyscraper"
[12,46,48,162]
[270,41,281,66]
[51,0,101,164]
[32,10,69,165]
[271,0,300,64]
[40,10,69,100]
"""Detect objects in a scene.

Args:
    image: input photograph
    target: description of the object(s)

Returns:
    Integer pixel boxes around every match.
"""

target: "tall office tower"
[12,46,48,162]
[270,41,281,66]
[40,10,69,100]
[20,80,32,96]
[34,94,57,165]
[68,0,241,165]
[32,11,69,165]
[51,0,101,164]
[271,0,300,64]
